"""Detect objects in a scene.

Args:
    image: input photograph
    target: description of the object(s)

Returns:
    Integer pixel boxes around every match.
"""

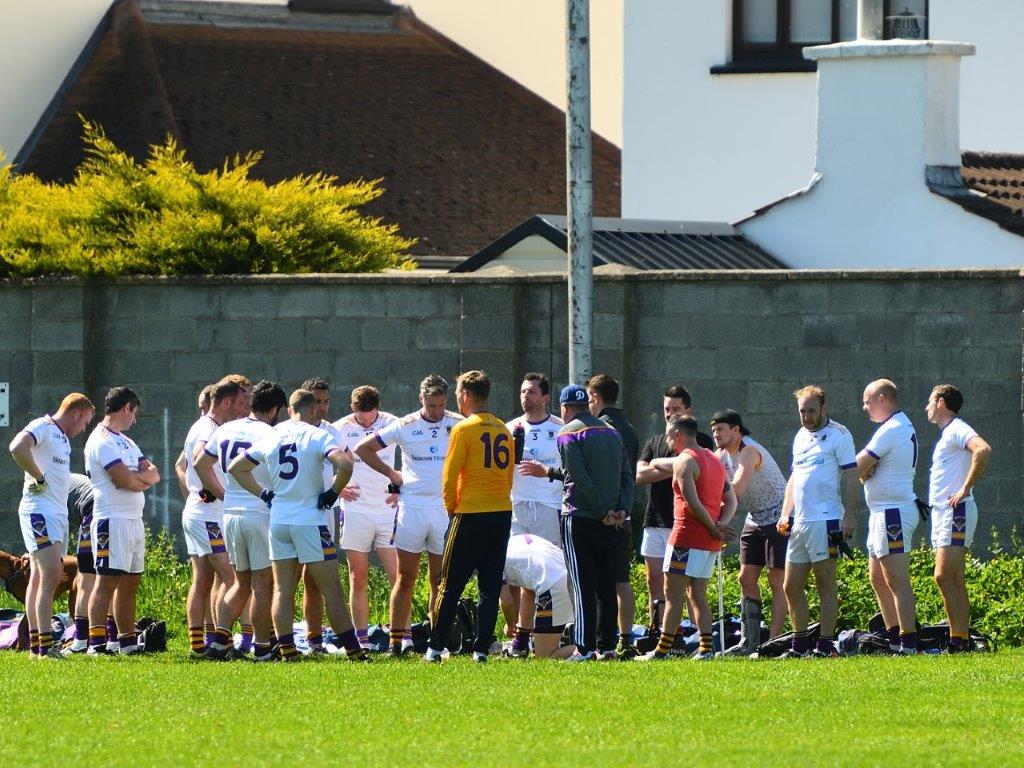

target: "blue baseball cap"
[559,384,589,405]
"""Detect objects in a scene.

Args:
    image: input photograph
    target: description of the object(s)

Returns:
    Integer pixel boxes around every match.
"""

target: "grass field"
[3,651,1024,766]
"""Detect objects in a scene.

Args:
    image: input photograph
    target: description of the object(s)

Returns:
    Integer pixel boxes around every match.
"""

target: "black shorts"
[739,521,787,569]
[616,519,634,583]
[77,549,96,575]
[77,523,95,575]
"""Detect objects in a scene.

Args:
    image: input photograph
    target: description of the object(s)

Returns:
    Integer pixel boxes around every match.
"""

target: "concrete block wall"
[1,270,1020,554]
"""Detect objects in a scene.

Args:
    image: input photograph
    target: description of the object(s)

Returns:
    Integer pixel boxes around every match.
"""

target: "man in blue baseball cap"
[555,384,635,661]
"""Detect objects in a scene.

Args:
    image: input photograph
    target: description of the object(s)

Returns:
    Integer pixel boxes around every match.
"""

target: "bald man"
[856,379,920,655]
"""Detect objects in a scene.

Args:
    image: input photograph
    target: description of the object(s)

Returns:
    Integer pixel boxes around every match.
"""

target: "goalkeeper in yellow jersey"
[424,370,514,663]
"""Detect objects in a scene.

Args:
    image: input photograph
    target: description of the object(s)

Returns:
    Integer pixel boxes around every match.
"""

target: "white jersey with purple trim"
[246,419,340,526]
[374,410,462,507]
[84,424,146,520]
[182,415,224,521]
[503,533,567,595]
[17,415,72,516]
[863,410,918,510]
[790,419,857,523]
[333,411,398,515]
[929,417,980,508]
[205,417,277,515]
[506,414,563,506]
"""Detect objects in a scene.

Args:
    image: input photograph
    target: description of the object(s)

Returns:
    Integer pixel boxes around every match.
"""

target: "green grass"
[2,652,1024,766]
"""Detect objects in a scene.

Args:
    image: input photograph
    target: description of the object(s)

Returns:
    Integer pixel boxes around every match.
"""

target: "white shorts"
[341,509,397,553]
[19,510,69,554]
[866,505,918,559]
[640,526,672,559]
[223,513,271,572]
[393,502,448,556]
[663,545,717,580]
[511,500,562,545]
[931,497,977,549]
[269,523,338,564]
[92,517,145,575]
[535,575,574,633]
[786,519,841,564]
[182,513,227,557]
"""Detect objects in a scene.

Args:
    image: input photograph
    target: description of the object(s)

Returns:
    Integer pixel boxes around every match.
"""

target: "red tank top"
[669,447,726,552]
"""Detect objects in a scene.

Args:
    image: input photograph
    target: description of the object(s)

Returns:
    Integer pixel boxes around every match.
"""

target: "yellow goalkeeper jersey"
[442,411,514,514]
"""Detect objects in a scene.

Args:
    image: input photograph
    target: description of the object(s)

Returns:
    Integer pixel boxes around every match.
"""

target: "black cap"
[710,409,750,436]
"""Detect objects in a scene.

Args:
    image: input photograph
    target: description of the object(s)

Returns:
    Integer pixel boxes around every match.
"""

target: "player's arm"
[729,446,759,500]
[636,460,670,485]
[855,449,878,481]
[355,434,402,487]
[227,453,266,500]
[839,467,860,538]
[778,476,795,534]
[318,448,354,509]
[674,455,720,539]
[717,482,738,542]
[107,462,155,492]
[8,431,44,482]
[441,428,468,515]
[137,456,160,485]
[174,450,188,500]
[949,435,992,507]
[194,450,224,501]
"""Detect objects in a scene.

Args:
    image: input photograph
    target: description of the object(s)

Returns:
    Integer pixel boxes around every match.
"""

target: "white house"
[623,1,1024,226]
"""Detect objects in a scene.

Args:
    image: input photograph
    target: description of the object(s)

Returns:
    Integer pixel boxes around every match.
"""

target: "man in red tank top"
[638,415,737,661]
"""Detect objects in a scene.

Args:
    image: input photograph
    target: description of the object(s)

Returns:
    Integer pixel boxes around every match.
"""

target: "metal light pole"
[858,0,884,39]
[566,0,593,384]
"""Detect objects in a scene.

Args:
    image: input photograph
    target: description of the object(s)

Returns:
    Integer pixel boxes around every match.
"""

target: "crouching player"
[229,389,367,661]
[502,533,576,659]
[641,415,736,661]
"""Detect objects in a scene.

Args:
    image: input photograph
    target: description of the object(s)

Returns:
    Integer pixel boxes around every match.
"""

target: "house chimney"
[803,38,975,197]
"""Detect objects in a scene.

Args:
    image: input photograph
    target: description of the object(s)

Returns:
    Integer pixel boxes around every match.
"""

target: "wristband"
[260,489,275,507]
[318,488,340,510]
[198,489,216,503]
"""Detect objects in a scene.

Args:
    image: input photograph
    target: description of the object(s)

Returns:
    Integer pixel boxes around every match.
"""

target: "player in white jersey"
[502,533,576,659]
[777,386,859,658]
[926,385,991,652]
[196,381,288,661]
[857,379,920,654]
[333,385,400,649]
[228,388,367,661]
[180,378,249,659]
[8,393,94,659]
[710,409,788,654]
[84,387,160,655]
[355,373,463,656]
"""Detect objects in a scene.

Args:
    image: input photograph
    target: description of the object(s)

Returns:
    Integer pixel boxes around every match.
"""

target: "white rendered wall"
[0,0,113,162]
[623,1,1024,226]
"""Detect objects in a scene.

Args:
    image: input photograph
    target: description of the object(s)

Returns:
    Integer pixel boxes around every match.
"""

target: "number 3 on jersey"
[479,433,510,469]
[279,443,299,479]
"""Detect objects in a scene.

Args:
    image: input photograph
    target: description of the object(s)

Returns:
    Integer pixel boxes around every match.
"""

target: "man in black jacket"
[556,384,635,661]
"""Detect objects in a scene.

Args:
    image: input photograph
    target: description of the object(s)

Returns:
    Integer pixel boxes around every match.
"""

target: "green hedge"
[0,120,415,276]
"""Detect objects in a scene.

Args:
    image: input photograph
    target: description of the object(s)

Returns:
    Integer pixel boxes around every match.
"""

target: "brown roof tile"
[18,0,621,265]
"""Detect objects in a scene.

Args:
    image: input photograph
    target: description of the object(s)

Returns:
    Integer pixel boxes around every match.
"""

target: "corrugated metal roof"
[451,215,785,272]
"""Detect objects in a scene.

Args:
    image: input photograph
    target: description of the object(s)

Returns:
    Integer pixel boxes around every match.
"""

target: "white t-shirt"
[84,424,147,520]
[182,415,224,520]
[246,420,340,526]
[790,419,857,522]
[374,410,463,507]
[17,415,72,517]
[929,417,980,507]
[333,411,398,516]
[863,410,918,510]
[503,533,567,595]
[506,414,563,507]
[205,417,277,515]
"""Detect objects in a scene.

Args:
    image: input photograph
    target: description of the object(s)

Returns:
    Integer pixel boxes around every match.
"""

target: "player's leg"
[878,552,918,653]
[301,567,325,652]
[597,530,621,657]
[614,519,636,657]
[271,557,301,660]
[499,583,520,639]
[24,560,40,655]
[112,573,142,654]
[647,562,688,659]
[868,555,899,649]
[345,549,372,639]
[210,569,251,657]
[561,516,599,657]
[30,544,64,657]
[186,556,214,656]
[765,525,789,638]
[471,511,512,657]
[810,557,838,657]
[250,567,275,658]
[87,574,120,654]
[426,514,479,657]
[729,523,765,656]
[389,549,421,655]
[935,546,969,648]
[685,576,714,658]
[783,561,812,655]
[207,550,238,647]
[425,505,450,625]
[66,571,95,653]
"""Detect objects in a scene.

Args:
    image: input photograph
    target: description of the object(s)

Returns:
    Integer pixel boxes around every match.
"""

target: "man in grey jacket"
[556,384,635,661]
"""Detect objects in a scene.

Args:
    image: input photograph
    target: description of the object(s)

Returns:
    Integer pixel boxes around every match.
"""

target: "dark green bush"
[0,120,415,276]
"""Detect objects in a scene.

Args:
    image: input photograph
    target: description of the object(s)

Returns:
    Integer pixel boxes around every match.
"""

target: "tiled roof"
[16,0,621,268]
[962,152,1024,217]
[451,215,786,272]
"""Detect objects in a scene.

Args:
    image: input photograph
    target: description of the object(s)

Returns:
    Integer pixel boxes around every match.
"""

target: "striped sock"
[389,628,405,650]
[240,624,254,652]
[204,622,215,648]
[88,625,106,648]
[355,627,369,644]
[699,632,713,654]
[792,630,810,655]
[212,627,232,648]
[38,633,53,654]
[656,630,676,655]
[511,625,531,654]
[278,633,299,659]
[402,628,412,643]
[188,626,205,652]
[106,615,118,644]
[29,629,40,655]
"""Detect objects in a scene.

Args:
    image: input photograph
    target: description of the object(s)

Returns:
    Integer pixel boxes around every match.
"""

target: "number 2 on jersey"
[479,433,510,469]
[279,443,299,479]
